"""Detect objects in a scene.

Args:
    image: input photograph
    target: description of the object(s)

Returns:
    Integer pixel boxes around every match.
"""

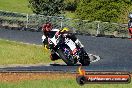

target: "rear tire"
[57,49,76,66]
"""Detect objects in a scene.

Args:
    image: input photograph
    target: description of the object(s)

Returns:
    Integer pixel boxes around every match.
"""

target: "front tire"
[79,49,90,66]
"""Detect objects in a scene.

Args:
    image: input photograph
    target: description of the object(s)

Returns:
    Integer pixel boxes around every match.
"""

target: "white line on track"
[88,53,101,63]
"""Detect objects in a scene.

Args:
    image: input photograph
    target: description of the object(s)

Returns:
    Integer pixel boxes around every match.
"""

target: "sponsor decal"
[76,66,131,85]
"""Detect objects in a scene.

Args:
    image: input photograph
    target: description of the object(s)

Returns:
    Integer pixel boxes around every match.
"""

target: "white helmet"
[129,13,132,18]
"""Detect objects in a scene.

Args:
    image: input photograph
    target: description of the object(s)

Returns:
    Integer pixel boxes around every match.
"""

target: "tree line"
[28,0,132,23]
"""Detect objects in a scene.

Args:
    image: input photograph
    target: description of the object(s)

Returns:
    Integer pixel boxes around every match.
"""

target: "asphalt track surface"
[0,29,132,72]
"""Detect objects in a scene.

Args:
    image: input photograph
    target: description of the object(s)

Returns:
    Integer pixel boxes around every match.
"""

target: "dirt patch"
[0,72,76,82]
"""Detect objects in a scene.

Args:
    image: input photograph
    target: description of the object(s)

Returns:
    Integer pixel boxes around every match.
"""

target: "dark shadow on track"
[50,63,81,66]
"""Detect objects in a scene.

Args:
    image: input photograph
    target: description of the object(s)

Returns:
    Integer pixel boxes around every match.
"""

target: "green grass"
[0,39,56,65]
[0,79,131,88]
[0,0,32,13]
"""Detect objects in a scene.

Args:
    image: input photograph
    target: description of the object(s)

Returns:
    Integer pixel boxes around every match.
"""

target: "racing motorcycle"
[43,28,90,66]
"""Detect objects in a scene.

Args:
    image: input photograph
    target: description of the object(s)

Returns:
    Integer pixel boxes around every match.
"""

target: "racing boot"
[75,39,84,48]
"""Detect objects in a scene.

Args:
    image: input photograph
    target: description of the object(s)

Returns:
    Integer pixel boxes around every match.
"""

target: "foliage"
[28,0,65,16]
[75,0,132,23]
[64,0,80,11]
[65,1,76,11]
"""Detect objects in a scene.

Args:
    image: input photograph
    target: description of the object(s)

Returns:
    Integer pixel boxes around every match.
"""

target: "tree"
[64,0,80,11]
[75,0,132,23]
[28,0,65,16]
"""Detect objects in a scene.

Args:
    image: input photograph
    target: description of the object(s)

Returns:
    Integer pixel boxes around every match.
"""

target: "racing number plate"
[65,38,76,51]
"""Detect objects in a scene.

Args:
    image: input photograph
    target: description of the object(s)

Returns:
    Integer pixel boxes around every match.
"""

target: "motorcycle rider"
[128,13,132,38]
[42,22,84,61]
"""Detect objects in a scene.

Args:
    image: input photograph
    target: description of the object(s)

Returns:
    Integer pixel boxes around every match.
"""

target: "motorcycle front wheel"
[79,49,90,66]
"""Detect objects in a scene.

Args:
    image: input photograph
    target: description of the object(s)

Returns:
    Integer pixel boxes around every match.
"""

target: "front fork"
[77,48,89,61]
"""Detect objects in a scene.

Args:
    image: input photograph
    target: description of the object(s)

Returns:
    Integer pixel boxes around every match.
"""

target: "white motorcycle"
[42,28,90,66]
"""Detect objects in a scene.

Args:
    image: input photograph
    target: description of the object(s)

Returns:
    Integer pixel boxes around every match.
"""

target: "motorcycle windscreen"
[65,38,76,51]
[48,31,56,38]
[49,36,57,46]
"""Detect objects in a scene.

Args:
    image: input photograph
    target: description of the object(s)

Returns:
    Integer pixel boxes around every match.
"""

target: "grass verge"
[0,0,32,13]
[0,39,62,65]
